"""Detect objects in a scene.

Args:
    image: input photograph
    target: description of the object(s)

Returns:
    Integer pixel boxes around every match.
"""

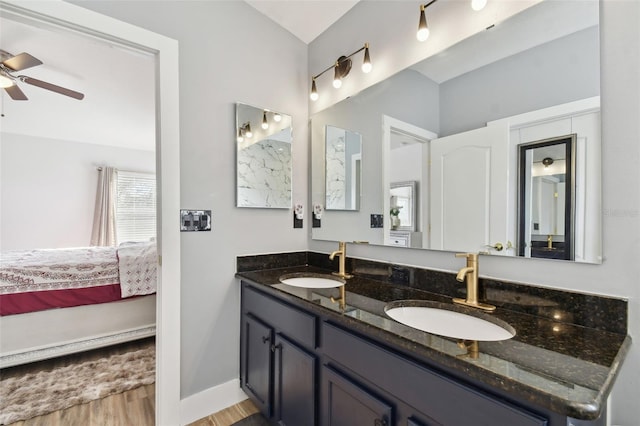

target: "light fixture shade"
[237,128,244,143]
[245,123,252,138]
[417,6,430,42]
[362,43,372,73]
[310,78,319,101]
[333,63,342,89]
[261,111,269,129]
[0,74,14,88]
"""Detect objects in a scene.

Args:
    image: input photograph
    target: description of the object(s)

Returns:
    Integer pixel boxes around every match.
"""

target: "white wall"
[309,1,640,424]
[0,133,154,250]
[69,0,309,400]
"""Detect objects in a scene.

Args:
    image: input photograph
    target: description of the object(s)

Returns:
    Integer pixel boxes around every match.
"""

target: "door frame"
[0,1,181,424]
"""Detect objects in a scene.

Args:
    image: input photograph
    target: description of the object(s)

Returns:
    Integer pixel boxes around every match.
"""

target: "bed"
[0,241,157,368]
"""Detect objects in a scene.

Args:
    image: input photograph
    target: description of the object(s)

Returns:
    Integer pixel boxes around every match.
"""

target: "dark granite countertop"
[236,261,631,421]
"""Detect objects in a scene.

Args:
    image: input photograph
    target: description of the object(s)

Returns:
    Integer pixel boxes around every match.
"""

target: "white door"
[430,124,510,254]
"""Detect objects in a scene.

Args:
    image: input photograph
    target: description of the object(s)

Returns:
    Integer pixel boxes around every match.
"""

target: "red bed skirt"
[0,284,122,316]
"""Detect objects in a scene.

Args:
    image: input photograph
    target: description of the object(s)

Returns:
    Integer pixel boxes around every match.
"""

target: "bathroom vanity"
[237,253,629,426]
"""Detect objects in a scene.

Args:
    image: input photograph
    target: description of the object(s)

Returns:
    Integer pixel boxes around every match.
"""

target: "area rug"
[0,346,155,424]
[231,412,270,426]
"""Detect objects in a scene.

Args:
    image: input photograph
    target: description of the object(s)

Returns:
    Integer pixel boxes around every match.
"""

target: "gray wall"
[440,26,600,136]
[0,133,155,250]
[71,0,309,398]
[309,1,639,425]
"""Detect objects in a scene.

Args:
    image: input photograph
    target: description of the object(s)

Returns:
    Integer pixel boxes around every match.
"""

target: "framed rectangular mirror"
[518,135,576,260]
[236,103,292,208]
[390,181,417,232]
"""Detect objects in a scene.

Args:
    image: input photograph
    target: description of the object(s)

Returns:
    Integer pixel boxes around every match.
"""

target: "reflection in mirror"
[236,103,292,208]
[325,125,362,211]
[310,0,602,263]
[518,135,575,261]
[390,181,417,232]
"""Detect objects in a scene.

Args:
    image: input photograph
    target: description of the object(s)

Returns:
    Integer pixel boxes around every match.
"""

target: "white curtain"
[90,166,117,246]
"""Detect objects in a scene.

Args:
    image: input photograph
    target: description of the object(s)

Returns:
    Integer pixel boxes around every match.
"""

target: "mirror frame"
[517,134,576,260]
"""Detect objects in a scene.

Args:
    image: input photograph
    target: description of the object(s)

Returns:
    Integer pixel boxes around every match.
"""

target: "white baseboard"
[180,378,248,425]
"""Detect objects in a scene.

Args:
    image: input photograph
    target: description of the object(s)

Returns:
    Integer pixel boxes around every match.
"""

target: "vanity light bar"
[309,43,371,102]
[417,0,486,42]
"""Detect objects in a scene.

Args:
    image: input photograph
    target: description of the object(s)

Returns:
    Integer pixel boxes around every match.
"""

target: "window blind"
[116,170,156,244]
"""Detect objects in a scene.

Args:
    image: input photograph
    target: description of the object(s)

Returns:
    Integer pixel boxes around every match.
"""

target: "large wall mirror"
[236,103,292,208]
[311,0,602,263]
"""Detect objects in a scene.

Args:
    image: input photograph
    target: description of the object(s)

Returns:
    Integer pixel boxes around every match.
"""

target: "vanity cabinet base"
[240,281,608,426]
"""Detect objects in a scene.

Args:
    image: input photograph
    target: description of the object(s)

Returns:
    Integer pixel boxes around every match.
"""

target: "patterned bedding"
[0,243,157,316]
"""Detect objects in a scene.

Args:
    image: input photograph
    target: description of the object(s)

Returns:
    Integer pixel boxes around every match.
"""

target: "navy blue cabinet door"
[274,333,317,426]
[322,364,393,426]
[241,314,273,417]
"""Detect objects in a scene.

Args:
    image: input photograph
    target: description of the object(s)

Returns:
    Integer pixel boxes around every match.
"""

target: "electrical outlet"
[370,214,383,228]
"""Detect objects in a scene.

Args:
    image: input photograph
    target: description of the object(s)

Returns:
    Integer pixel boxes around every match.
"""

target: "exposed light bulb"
[237,128,243,143]
[471,0,487,11]
[362,43,372,73]
[273,113,282,122]
[333,63,342,89]
[245,123,252,138]
[310,78,319,101]
[261,111,269,130]
[417,27,430,42]
[417,6,429,42]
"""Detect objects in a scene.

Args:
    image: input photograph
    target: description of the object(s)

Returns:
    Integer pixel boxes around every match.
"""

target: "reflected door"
[430,124,509,254]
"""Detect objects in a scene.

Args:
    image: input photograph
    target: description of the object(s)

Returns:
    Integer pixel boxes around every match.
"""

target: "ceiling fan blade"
[4,84,28,100]
[21,76,84,100]
[2,52,43,71]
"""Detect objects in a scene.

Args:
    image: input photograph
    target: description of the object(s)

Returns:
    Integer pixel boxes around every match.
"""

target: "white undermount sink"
[279,274,345,289]
[385,302,515,341]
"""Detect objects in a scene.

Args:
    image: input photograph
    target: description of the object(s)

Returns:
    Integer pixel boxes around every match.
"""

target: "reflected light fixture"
[309,42,372,101]
[542,157,554,168]
[261,110,269,130]
[417,0,437,42]
[238,122,253,142]
[273,112,282,122]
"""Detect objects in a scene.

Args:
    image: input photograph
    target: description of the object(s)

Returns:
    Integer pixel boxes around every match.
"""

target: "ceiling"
[245,0,359,44]
[0,15,155,151]
[0,1,356,152]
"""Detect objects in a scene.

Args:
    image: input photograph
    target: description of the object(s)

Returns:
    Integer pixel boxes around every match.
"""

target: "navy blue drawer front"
[321,364,393,426]
[243,283,317,349]
[322,322,548,426]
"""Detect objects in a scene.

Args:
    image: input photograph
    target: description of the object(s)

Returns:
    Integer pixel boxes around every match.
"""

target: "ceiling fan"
[0,50,84,101]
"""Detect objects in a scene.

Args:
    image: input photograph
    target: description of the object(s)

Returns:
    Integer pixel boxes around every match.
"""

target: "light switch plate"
[180,210,211,231]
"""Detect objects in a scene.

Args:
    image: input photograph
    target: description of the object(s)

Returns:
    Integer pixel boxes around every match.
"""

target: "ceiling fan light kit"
[0,50,84,101]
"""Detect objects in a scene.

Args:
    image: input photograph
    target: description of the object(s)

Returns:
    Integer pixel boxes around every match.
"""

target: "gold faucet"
[329,241,353,279]
[547,235,553,249]
[329,242,352,311]
[453,253,495,312]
